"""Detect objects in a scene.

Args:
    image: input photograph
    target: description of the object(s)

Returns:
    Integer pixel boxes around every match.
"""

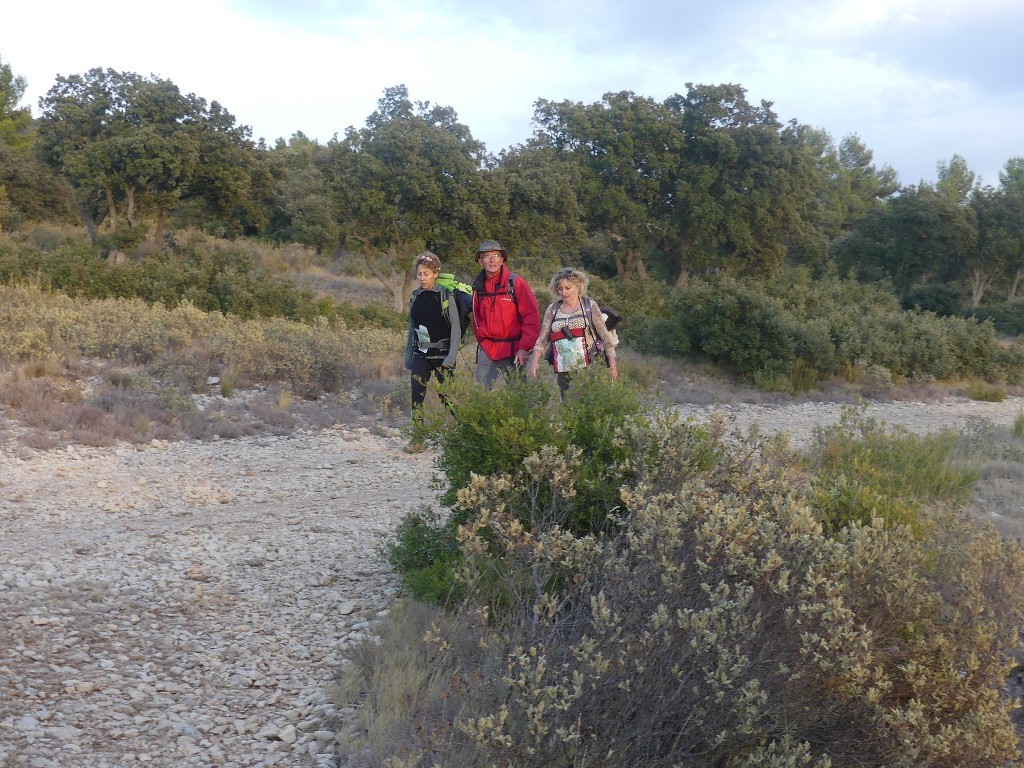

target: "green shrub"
[589,275,672,347]
[972,298,1024,336]
[635,270,1022,385]
[965,380,1007,402]
[426,375,558,509]
[347,409,1024,767]
[383,507,463,605]
[808,407,978,533]
[903,282,966,316]
[383,372,653,606]
[431,370,646,527]
[330,301,406,330]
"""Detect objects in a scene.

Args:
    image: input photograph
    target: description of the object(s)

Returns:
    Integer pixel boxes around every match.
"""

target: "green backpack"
[435,272,474,331]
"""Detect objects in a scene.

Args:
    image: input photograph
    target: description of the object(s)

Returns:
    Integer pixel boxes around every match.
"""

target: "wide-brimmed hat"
[475,240,507,260]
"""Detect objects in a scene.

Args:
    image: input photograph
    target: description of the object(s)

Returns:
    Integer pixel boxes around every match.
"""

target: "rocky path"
[675,394,1024,448]
[0,427,434,768]
[3,395,1024,767]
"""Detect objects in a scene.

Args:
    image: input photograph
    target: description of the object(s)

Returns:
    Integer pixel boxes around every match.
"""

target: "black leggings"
[556,371,571,399]
[410,354,451,411]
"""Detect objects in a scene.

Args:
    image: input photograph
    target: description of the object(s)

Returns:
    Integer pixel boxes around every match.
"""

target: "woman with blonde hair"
[402,251,461,452]
[528,267,617,397]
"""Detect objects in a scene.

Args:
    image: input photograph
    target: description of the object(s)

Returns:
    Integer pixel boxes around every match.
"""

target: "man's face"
[478,251,504,277]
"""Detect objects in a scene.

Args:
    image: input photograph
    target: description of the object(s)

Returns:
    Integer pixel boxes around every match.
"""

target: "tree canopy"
[35,68,269,246]
[1,48,1022,326]
[0,54,31,151]
[325,85,501,308]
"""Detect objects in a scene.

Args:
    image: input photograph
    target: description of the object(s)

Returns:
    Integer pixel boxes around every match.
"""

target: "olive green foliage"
[0,230,404,329]
[350,407,1024,767]
[35,68,272,244]
[636,268,1024,386]
[965,381,1008,402]
[327,84,501,311]
[0,54,32,152]
[383,507,463,605]
[973,299,1024,336]
[808,408,978,533]
[0,141,77,228]
[429,372,646,524]
[588,274,672,347]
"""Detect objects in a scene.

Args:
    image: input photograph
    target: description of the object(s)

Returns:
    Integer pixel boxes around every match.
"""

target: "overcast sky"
[4,0,1022,188]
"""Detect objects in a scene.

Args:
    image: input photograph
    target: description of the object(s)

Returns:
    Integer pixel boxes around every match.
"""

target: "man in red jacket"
[470,239,541,388]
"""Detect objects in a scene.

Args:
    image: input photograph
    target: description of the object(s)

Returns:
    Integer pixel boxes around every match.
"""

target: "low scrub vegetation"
[0,283,405,447]
[0,227,405,329]
[808,408,978,532]
[633,269,1024,390]
[356,378,1024,767]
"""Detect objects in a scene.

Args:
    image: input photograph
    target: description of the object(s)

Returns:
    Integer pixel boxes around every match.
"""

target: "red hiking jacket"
[471,265,541,362]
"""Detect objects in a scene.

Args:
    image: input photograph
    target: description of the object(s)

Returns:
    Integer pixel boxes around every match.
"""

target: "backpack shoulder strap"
[581,297,597,337]
[437,284,455,325]
[547,299,562,328]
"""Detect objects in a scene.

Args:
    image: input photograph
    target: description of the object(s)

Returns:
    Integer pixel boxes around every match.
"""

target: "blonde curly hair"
[547,267,590,298]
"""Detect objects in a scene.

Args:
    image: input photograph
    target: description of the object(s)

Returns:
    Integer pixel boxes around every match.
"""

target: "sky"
[4,0,1023,188]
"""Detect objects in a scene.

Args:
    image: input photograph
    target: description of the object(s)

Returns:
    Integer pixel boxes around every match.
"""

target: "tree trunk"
[674,266,690,289]
[155,207,170,247]
[105,186,119,238]
[1009,268,1023,302]
[77,200,99,247]
[673,238,693,289]
[969,266,1000,309]
[365,247,415,312]
[625,248,648,279]
[969,273,987,309]
[613,250,626,279]
[125,187,136,229]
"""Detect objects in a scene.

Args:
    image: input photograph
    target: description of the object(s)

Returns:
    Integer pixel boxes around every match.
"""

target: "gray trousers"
[475,348,521,389]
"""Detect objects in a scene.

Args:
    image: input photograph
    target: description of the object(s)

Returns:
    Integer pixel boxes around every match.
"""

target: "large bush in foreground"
[388,373,711,602]
[425,372,653,522]
[350,409,1024,768]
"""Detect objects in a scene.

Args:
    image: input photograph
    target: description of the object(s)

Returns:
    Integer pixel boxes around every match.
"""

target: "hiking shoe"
[403,439,426,454]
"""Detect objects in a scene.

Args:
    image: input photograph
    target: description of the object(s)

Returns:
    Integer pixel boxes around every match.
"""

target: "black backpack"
[601,304,622,332]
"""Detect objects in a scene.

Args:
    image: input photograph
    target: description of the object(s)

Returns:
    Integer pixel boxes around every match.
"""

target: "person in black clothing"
[403,251,461,453]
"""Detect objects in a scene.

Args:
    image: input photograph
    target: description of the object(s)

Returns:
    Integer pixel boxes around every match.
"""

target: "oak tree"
[327,85,498,309]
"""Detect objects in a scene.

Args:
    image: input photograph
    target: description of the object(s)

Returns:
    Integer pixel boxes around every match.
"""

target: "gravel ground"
[675,395,1024,449]
[0,426,434,768]
[3,395,1024,767]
